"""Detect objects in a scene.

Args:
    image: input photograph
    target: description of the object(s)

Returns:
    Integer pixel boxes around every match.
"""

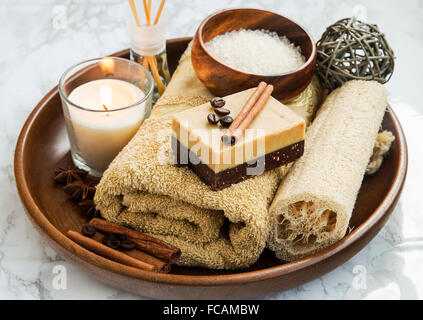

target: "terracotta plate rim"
[14,37,408,287]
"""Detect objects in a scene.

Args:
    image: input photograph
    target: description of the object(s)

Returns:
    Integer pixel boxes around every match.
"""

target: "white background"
[1,0,423,299]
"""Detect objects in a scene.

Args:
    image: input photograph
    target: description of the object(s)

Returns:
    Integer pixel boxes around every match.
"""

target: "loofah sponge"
[366,130,395,175]
[268,80,388,261]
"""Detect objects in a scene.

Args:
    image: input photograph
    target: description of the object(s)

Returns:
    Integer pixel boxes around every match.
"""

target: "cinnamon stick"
[125,249,171,273]
[131,238,180,263]
[67,230,157,272]
[90,218,175,249]
[222,81,267,145]
[89,218,181,263]
[223,83,274,145]
[92,232,171,273]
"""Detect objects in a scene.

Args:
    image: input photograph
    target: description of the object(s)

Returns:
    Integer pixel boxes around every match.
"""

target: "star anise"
[83,175,101,187]
[78,199,100,218]
[63,180,96,201]
[54,168,88,185]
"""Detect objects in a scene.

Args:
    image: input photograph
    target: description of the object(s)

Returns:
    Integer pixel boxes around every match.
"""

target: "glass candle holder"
[58,57,153,176]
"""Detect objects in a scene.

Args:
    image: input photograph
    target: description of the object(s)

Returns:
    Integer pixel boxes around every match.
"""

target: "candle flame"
[100,86,112,111]
[100,57,115,74]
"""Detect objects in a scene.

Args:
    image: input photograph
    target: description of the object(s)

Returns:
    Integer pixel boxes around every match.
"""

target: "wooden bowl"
[191,8,317,102]
[14,38,407,299]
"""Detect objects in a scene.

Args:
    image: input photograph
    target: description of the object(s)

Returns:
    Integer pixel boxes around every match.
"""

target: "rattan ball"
[316,18,395,91]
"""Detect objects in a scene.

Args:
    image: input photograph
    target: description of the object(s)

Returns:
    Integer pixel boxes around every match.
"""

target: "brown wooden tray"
[14,37,408,299]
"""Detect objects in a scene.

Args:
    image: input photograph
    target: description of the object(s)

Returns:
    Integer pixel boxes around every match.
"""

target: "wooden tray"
[14,37,408,299]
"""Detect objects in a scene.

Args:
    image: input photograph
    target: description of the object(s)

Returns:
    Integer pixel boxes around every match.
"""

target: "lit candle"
[66,78,147,173]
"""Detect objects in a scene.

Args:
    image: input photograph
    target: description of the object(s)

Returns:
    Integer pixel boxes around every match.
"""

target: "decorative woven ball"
[316,18,395,91]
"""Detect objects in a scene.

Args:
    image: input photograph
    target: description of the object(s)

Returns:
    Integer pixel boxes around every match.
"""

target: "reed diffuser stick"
[148,56,165,94]
[154,0,166,25]
[142,0,151,25]
[148,0,152,19]
[128,0,141,26]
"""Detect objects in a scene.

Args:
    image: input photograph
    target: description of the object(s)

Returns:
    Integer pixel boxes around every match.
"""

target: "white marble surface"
[1,0,423,300]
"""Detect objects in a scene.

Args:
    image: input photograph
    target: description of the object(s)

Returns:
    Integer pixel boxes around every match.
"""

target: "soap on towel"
[172,88,306,190]
[268,80,388,261]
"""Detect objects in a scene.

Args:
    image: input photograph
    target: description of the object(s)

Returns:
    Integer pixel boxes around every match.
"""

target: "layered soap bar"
[171,88,306,191]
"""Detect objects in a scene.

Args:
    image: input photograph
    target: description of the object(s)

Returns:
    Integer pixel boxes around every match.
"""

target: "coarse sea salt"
[205,29,305,75]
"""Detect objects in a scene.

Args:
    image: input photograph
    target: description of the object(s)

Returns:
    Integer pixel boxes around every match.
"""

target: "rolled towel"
[268,80,388,261]
[95,114,283,269]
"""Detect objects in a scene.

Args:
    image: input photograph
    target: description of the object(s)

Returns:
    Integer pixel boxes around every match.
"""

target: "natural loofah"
[268,80,388,261]
[366,130,395,175]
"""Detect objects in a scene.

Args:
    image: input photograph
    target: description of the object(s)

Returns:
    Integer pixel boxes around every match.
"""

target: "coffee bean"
[210,97,225,108]
[81,225,96,237]
[120,239,137,250]
[102,233,117,245]
[104,239,120,250]
[115,234,127,241]
[215,108,230,116]
[219,116,233,128]
[207,113,219,125]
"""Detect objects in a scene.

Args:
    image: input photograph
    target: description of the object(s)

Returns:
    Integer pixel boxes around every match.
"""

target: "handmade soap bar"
[172,88,306,190]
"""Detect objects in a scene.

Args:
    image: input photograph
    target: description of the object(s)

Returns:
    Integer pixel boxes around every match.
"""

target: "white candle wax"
[66,79,147,172]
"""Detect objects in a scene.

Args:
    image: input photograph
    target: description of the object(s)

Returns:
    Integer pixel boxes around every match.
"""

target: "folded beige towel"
[268,80,388,261]
[94,43,323,269]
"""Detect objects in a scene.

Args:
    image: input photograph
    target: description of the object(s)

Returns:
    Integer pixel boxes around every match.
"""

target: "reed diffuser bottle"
[126,0,171,101]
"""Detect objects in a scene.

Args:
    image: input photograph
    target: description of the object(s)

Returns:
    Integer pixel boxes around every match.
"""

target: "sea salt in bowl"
[192,8,317,102]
